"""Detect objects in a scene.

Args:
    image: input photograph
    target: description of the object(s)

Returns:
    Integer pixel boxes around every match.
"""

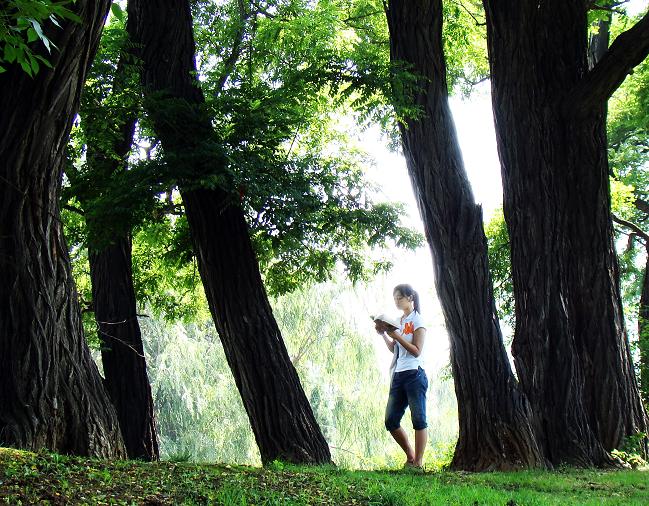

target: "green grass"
[0,448,647,505]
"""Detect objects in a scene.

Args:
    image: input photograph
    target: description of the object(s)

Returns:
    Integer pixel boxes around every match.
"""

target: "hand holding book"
[371,314,400,333]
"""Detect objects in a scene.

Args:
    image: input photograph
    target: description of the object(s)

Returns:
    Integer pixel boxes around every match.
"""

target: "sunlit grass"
[0,447,647,505]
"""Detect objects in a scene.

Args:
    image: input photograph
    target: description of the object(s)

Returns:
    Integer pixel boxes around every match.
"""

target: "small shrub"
[611,432,648,469]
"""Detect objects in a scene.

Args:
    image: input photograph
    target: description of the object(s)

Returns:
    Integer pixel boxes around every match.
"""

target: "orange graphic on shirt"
[403,322,414,335]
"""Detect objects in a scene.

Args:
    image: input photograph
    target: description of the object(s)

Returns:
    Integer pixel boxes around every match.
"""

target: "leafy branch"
[0,0,81,75]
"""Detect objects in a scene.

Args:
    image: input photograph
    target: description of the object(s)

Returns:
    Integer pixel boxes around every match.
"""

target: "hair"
[393,284,420,313]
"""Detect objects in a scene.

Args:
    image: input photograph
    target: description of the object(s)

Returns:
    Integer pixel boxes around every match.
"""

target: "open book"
[370,313,401,330]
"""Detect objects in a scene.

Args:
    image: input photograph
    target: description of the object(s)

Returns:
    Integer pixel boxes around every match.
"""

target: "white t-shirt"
[390,311,426,375]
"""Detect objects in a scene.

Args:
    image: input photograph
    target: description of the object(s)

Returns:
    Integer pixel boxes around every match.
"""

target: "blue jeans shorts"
[385,367,428,431]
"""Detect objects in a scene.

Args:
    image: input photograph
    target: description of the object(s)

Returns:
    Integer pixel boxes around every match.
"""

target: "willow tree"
[127,0,331,464]
[0,0,125,457]
[384,0,544,471]
[482,1,649,464]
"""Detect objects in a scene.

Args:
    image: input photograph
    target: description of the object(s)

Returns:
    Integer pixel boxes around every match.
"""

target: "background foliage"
[134,280,458,469]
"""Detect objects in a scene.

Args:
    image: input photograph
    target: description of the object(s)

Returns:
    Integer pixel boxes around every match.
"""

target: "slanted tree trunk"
[0,0,126,458]
[482,1,649,464]
[639,253,649,404]
[385,0,545,471]
[611,211,649,406]
[89,233,159,461]
[127,0,331,464]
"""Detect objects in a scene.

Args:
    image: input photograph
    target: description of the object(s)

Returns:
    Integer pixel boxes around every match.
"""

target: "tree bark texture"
[385,0,545,471]
[482,0,648,464]
[127,0,331,464]
[0,0,126,458]
[89,234,159,461]
[639,254,649,404]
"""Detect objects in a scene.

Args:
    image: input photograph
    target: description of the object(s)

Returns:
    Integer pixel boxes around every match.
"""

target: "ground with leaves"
[0,448,648,505]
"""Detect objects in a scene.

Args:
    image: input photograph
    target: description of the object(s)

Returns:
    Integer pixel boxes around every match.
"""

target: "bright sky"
[628,0,649,16]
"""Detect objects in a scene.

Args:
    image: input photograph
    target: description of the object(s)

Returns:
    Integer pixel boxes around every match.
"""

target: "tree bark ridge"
[0,0,126,458]
[482,0,647,464]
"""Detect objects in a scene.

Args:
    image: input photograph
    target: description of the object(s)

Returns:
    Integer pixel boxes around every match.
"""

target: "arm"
[381,333,396,353]
[387,327,426,357]
[375,321,396,352]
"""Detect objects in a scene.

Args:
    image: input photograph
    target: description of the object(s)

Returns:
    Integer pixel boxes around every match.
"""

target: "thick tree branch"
[613,213,649,244]
[626,231,638,252]
[342,9,383,24]
[251,0,276,19]
[464,74,490,86]
[566,9,649,118]
[587,2,625,14]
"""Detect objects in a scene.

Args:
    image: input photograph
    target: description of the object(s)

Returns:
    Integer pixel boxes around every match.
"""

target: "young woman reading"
[374,284,428,468]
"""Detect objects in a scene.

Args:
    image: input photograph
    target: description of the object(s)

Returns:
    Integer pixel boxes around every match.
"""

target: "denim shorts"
[385,367,428,431]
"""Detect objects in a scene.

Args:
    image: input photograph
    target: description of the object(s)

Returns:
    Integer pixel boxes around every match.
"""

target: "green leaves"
[606,11,649,331]
[110,2,125,22]
[485,209,514,328]
[442,0,489,96]
[63,0,424,323]
[189,0,424,294]
[0,0,81,76]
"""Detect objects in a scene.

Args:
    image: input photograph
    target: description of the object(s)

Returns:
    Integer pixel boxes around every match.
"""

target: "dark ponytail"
[393,284,420,313]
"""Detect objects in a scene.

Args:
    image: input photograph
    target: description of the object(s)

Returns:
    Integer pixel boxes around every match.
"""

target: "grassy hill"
[0,448,647,505]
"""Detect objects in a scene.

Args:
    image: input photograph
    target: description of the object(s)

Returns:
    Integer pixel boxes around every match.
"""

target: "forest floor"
[0,447,648,505]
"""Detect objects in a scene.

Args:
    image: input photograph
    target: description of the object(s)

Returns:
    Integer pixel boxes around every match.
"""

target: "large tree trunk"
[639,253,649,404]
[0,0,126,458]
[482,0,648,464]
[181,188,332,464]
[384,0,545,471]
[579,2,645,452]
[89,233,159,461]
[127,0,331,464]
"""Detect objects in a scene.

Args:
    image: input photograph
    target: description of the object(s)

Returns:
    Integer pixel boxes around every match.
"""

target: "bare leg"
[413,428,428,467]
[390,427,414,464]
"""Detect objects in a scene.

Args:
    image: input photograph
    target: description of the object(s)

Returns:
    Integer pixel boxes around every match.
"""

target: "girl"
[375,284,428,468]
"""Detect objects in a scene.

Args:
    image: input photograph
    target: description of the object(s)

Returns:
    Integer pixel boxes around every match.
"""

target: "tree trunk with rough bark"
[127,0,331,464]
[385,0,545,471]
[0,0,126,458]
[639,254,649,404]
[88,234,158,461]
[482,0,648,464]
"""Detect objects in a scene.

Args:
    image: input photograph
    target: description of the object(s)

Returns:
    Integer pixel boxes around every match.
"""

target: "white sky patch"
[627,0,648,16]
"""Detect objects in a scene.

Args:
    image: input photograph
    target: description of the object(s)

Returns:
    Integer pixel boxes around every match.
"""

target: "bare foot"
[403,457,415,469]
